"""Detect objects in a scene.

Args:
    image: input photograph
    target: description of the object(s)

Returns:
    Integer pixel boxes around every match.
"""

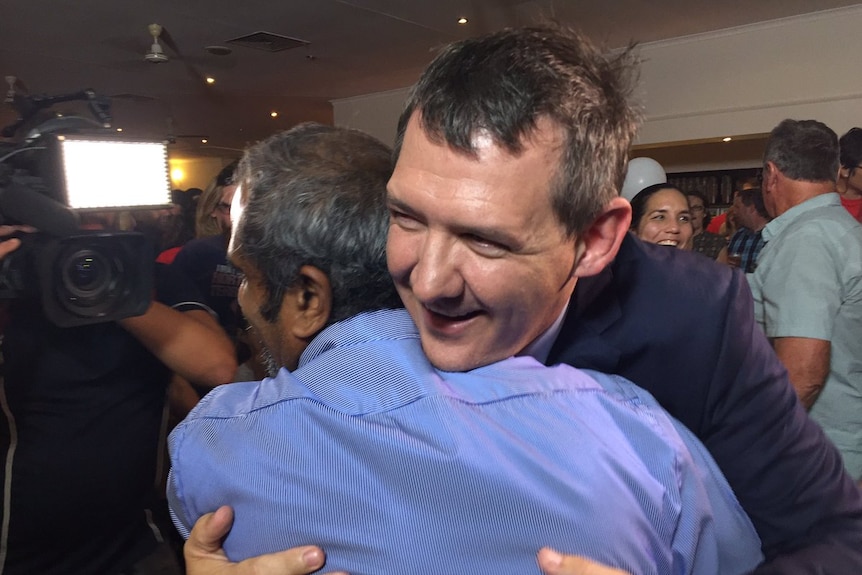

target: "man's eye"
[390,210,422,229]
[465,234,508,257]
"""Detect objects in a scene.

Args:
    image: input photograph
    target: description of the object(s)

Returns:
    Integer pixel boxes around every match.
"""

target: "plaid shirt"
[727,227,766,273]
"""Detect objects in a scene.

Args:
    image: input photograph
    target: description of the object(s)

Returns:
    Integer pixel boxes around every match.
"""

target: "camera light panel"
[59,138,172,210]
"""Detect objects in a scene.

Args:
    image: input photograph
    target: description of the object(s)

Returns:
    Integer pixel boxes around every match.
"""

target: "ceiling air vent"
[226,31,310,53]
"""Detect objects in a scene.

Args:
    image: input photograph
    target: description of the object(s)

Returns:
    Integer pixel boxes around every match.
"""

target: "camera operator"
[0,224,237,574]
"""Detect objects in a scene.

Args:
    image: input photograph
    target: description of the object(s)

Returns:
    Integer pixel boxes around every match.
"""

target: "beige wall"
[637,4,862,147]
[333,87,411,148]
[333,5,862,169]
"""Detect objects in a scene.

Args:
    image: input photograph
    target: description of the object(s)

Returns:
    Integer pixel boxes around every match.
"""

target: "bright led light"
[116,128,123,132]
[457,17,468,24]
[206,76,216,84]
[722,137,732,142]
[201,138,208,144]
[171,167,185,182]
[59,138,172,209]
[270,111,278,118]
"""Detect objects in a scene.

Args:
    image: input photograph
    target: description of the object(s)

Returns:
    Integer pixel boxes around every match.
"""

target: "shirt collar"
[517,301,569,364]
[762,192,840,242]
[300,303,569,369]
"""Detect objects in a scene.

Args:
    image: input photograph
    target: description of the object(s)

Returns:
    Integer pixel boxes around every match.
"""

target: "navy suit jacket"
[548,234,862,574]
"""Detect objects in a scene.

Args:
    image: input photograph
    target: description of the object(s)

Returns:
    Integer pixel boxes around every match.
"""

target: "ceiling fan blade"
[110,93,159,103]
[157,26,219,96]
[157,27,184,59]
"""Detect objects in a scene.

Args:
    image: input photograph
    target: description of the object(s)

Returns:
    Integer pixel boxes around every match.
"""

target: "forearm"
[168,374,203,421]
[773,337,830,409]
[119,303,237,386]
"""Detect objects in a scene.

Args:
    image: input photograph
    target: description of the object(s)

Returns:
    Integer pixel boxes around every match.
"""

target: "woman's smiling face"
[634,188,693,249]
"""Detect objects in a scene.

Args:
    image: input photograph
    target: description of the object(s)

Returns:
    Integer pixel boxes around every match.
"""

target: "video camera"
[0,87,172,327]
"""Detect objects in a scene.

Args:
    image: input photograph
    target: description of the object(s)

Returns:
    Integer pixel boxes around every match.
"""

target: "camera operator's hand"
[0,225,34,259]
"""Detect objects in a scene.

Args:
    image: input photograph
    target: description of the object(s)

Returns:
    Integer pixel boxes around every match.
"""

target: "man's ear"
[280,265,333,339]
[762,161,778,192]
[573,196,632,278]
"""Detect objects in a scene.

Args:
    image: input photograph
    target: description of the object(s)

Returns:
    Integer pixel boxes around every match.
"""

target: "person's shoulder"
[181,374,295,424]
[156,245,183,264]
[582,368,676,422]
[173,235,226,259]
[569,369,696,462]
[779,205,862,248]
[706,212,726,234]
[614,233,735,292]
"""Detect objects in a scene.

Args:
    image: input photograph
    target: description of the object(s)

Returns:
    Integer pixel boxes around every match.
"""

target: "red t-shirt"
[156,245,183,264]
[706,213,726,234]
[841,195,862,223]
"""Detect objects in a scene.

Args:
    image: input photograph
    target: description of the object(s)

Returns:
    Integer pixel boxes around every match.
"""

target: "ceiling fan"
[142,23,209,84]
[144,24,170,63]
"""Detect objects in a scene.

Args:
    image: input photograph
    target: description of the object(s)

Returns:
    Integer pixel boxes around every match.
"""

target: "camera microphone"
[0,183,79,236]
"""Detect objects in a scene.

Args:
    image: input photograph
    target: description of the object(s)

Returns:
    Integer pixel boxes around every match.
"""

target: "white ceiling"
[2,0,858,156]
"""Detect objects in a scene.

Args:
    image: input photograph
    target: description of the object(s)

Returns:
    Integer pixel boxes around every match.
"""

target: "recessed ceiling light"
[457,17,468,25]
[270,111,278,118]
[206,77,216,85]
[201,138,208,144]
[116,128,123,132]
[722,137,732,142]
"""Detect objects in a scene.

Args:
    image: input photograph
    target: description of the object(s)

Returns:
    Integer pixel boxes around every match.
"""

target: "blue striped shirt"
[168,309,761,575]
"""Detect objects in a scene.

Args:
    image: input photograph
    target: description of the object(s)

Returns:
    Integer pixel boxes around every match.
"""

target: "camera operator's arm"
[119,303,237,388]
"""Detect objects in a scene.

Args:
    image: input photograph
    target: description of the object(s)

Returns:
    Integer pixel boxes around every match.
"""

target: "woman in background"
[630,183,693,250]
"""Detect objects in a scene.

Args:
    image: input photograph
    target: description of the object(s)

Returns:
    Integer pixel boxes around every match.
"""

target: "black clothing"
[0,264,205,575]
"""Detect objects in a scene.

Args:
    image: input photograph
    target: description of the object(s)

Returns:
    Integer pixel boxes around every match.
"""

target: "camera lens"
[60,248,116,302]
[38,232,153,327]
[69,254,104,291]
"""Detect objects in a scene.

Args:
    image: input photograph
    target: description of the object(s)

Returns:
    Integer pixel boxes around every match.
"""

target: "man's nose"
[409,235,464,302]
